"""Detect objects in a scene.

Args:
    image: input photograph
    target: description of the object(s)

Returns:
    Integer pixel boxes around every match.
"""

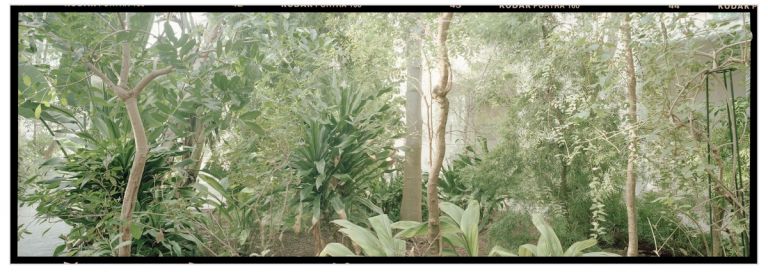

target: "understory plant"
[319,214,408,256]
[21,135,200,256]
[489,214,620,257]
[290,76,401,253]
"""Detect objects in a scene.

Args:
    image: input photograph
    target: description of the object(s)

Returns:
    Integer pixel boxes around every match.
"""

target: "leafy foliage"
[319,214,407,256]
[290,76,401,230]
[489,214,619,257]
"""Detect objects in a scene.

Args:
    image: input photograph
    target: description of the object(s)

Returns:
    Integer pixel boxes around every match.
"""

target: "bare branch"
[85,62,130,99]
[132,66,174,96]
[716,39,751,55]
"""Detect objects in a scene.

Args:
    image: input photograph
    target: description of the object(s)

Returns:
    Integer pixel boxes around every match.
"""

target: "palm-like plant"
[319,214,407,256]
[290,78,400,253]
[489,214,620,256]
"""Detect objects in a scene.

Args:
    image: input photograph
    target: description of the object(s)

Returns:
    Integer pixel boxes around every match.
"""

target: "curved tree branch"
[132,66,174,96]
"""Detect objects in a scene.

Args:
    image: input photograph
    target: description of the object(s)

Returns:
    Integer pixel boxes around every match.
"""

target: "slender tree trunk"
[85,13,173,256]
[426,12,453,255]
[621,13,639,257]
[400,16,424,222]
[119,97,150,256]
[183,114,206,186]
[711,198,723,256]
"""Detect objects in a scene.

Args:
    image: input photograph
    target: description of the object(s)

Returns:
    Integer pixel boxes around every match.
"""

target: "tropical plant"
[489,214,620,257]
[319,214,408,256]
[390,200,482,256]
[179,171,287,256]
[20,135,201,256]
[290,76,401,253]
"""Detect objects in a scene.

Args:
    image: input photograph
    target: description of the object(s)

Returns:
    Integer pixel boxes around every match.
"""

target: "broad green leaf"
[53,244,66,256]
[331,219,385,256]
[23,75,32,87]
[34,104,42,119]
[460,200,480,256]
[531,214,563,256]
[368,214,395,256]
[394,221,428,239]
[518,244,537,256]
[319,243,357,256]
[439,216,462,235]
[164,22,177,44]
[489,246,517,256]
[130,222,143,240]
[439,201,464,225]
[354,196,383,215]
[564,238,597,256]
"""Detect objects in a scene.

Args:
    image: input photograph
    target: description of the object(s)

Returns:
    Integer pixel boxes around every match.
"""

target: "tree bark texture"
[400,16,424,222]
[85,13,173,256]
[621,13,639,257]
[426,12,453,255]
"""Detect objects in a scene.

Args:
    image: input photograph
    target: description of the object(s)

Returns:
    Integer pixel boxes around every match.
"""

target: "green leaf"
[331,219,384,256]
[564,238,597,256]
[240,110,261,121]
[518,243,537,256]
[23,75,32,87]
[489,246,517,256]
[459,201,481,256]
[367,214,395,255]
[393,221,428,239]
[164,22,177,44]
[130,222,143,240]
[319,243,357,256]
[439,201,464,225]
[53,244,66,256]
[34,104,42,119]
[531,214,563,256]
[315,160,326,176]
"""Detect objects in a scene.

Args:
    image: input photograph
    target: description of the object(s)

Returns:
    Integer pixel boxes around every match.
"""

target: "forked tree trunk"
[621,13,639,257]
[119,97,150,256]
[85,13,173,256]
[400,15,424,222]
[426,12,453,256]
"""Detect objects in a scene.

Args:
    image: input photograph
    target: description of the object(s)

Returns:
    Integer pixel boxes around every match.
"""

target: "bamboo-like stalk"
[705,74,716,256]
[724,70,748,256]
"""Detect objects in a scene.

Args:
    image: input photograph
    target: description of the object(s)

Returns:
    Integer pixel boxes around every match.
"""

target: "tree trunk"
[621,13,639,257]
[183,114,206,186]
[711,199,723,256]
[85,13,173,257]
[426,12,453,256]
[400,16,424,222]
[118,97,150,257]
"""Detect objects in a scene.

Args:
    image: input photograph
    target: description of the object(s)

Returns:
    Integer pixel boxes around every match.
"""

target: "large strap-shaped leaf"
[393,221,428,239]
[518,243,538,256]
[564,238,597,256]
[489,246,518,256]
[331,219,385,256]
[367,214,395,256]
[319,243,357,256]
[531,214,563,256]
[460,200,480,256]
[439,201,464,226]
